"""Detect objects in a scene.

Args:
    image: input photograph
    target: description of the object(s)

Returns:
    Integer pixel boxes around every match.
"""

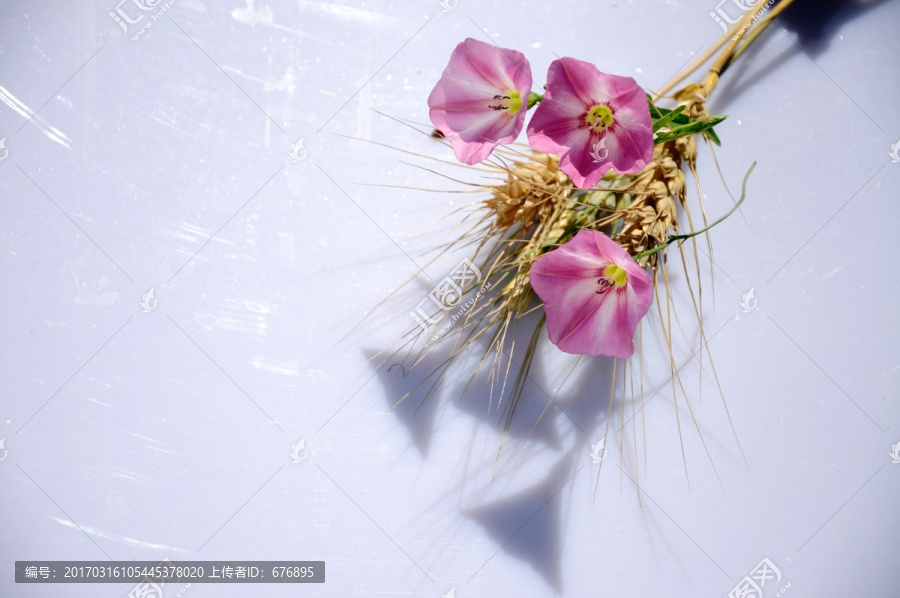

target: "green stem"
[632,161,757,261]
[527,92,544,109]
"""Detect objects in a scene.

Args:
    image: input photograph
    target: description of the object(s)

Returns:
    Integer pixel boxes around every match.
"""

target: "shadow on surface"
[779,0,890,54]
[364,322,630,591]
[364,347,442,458]
[712,0,892,112]
[463,456,574,593]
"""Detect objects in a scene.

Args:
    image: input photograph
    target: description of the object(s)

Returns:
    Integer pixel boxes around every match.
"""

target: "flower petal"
[527,57,653,187]
[606,89,653,174]
[558,132,614,188]
[554,286,637,358]
[529,230,653,358]
[552,56,611,107]
[428,38,532,165]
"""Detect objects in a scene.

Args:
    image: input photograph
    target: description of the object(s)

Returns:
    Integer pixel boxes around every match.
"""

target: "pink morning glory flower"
[527,57,653,189]
[428,38,532,165]
[529,229,653,358]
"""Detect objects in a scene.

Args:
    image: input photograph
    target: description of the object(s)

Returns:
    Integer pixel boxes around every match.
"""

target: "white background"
[1,0,899,596]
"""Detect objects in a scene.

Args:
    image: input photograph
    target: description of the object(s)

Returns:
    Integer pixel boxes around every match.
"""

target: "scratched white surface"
[1,1,899,596]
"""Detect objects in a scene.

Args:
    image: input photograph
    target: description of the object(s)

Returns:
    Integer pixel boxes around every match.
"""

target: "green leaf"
[653,115,727,145]
[648,95,727,145]
[648,96,693,125]
[652,104,686,133]
[703,127,722,146]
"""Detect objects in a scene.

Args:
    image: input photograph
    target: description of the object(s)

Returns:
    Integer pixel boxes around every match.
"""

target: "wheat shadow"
[780,0,891,55]
[712,0,892,112]
[366,340,565,459]
[451,355,562,450]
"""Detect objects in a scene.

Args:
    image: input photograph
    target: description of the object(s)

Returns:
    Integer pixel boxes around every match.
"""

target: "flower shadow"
[462,455,574,593]
[364,324,633,592]
[363,348,443,458]
[365,334,565,459]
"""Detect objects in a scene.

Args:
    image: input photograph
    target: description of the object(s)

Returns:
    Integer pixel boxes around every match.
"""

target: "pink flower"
[529,230,653,358]
[527,57,653,189]
[428,38,532,165]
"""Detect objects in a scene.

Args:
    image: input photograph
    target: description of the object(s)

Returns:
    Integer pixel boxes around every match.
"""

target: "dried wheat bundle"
[365,1,793,482]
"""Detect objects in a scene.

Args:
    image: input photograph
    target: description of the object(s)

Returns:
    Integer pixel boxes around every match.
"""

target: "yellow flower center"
[585,104,614,132]
[488,90,523,114]
[604,264,628,287]
[596,264,628,295]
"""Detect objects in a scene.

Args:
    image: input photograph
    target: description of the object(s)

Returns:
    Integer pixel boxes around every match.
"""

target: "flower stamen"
[488,90,523,113]
[596,263,628,295]
[585,104,615,132]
